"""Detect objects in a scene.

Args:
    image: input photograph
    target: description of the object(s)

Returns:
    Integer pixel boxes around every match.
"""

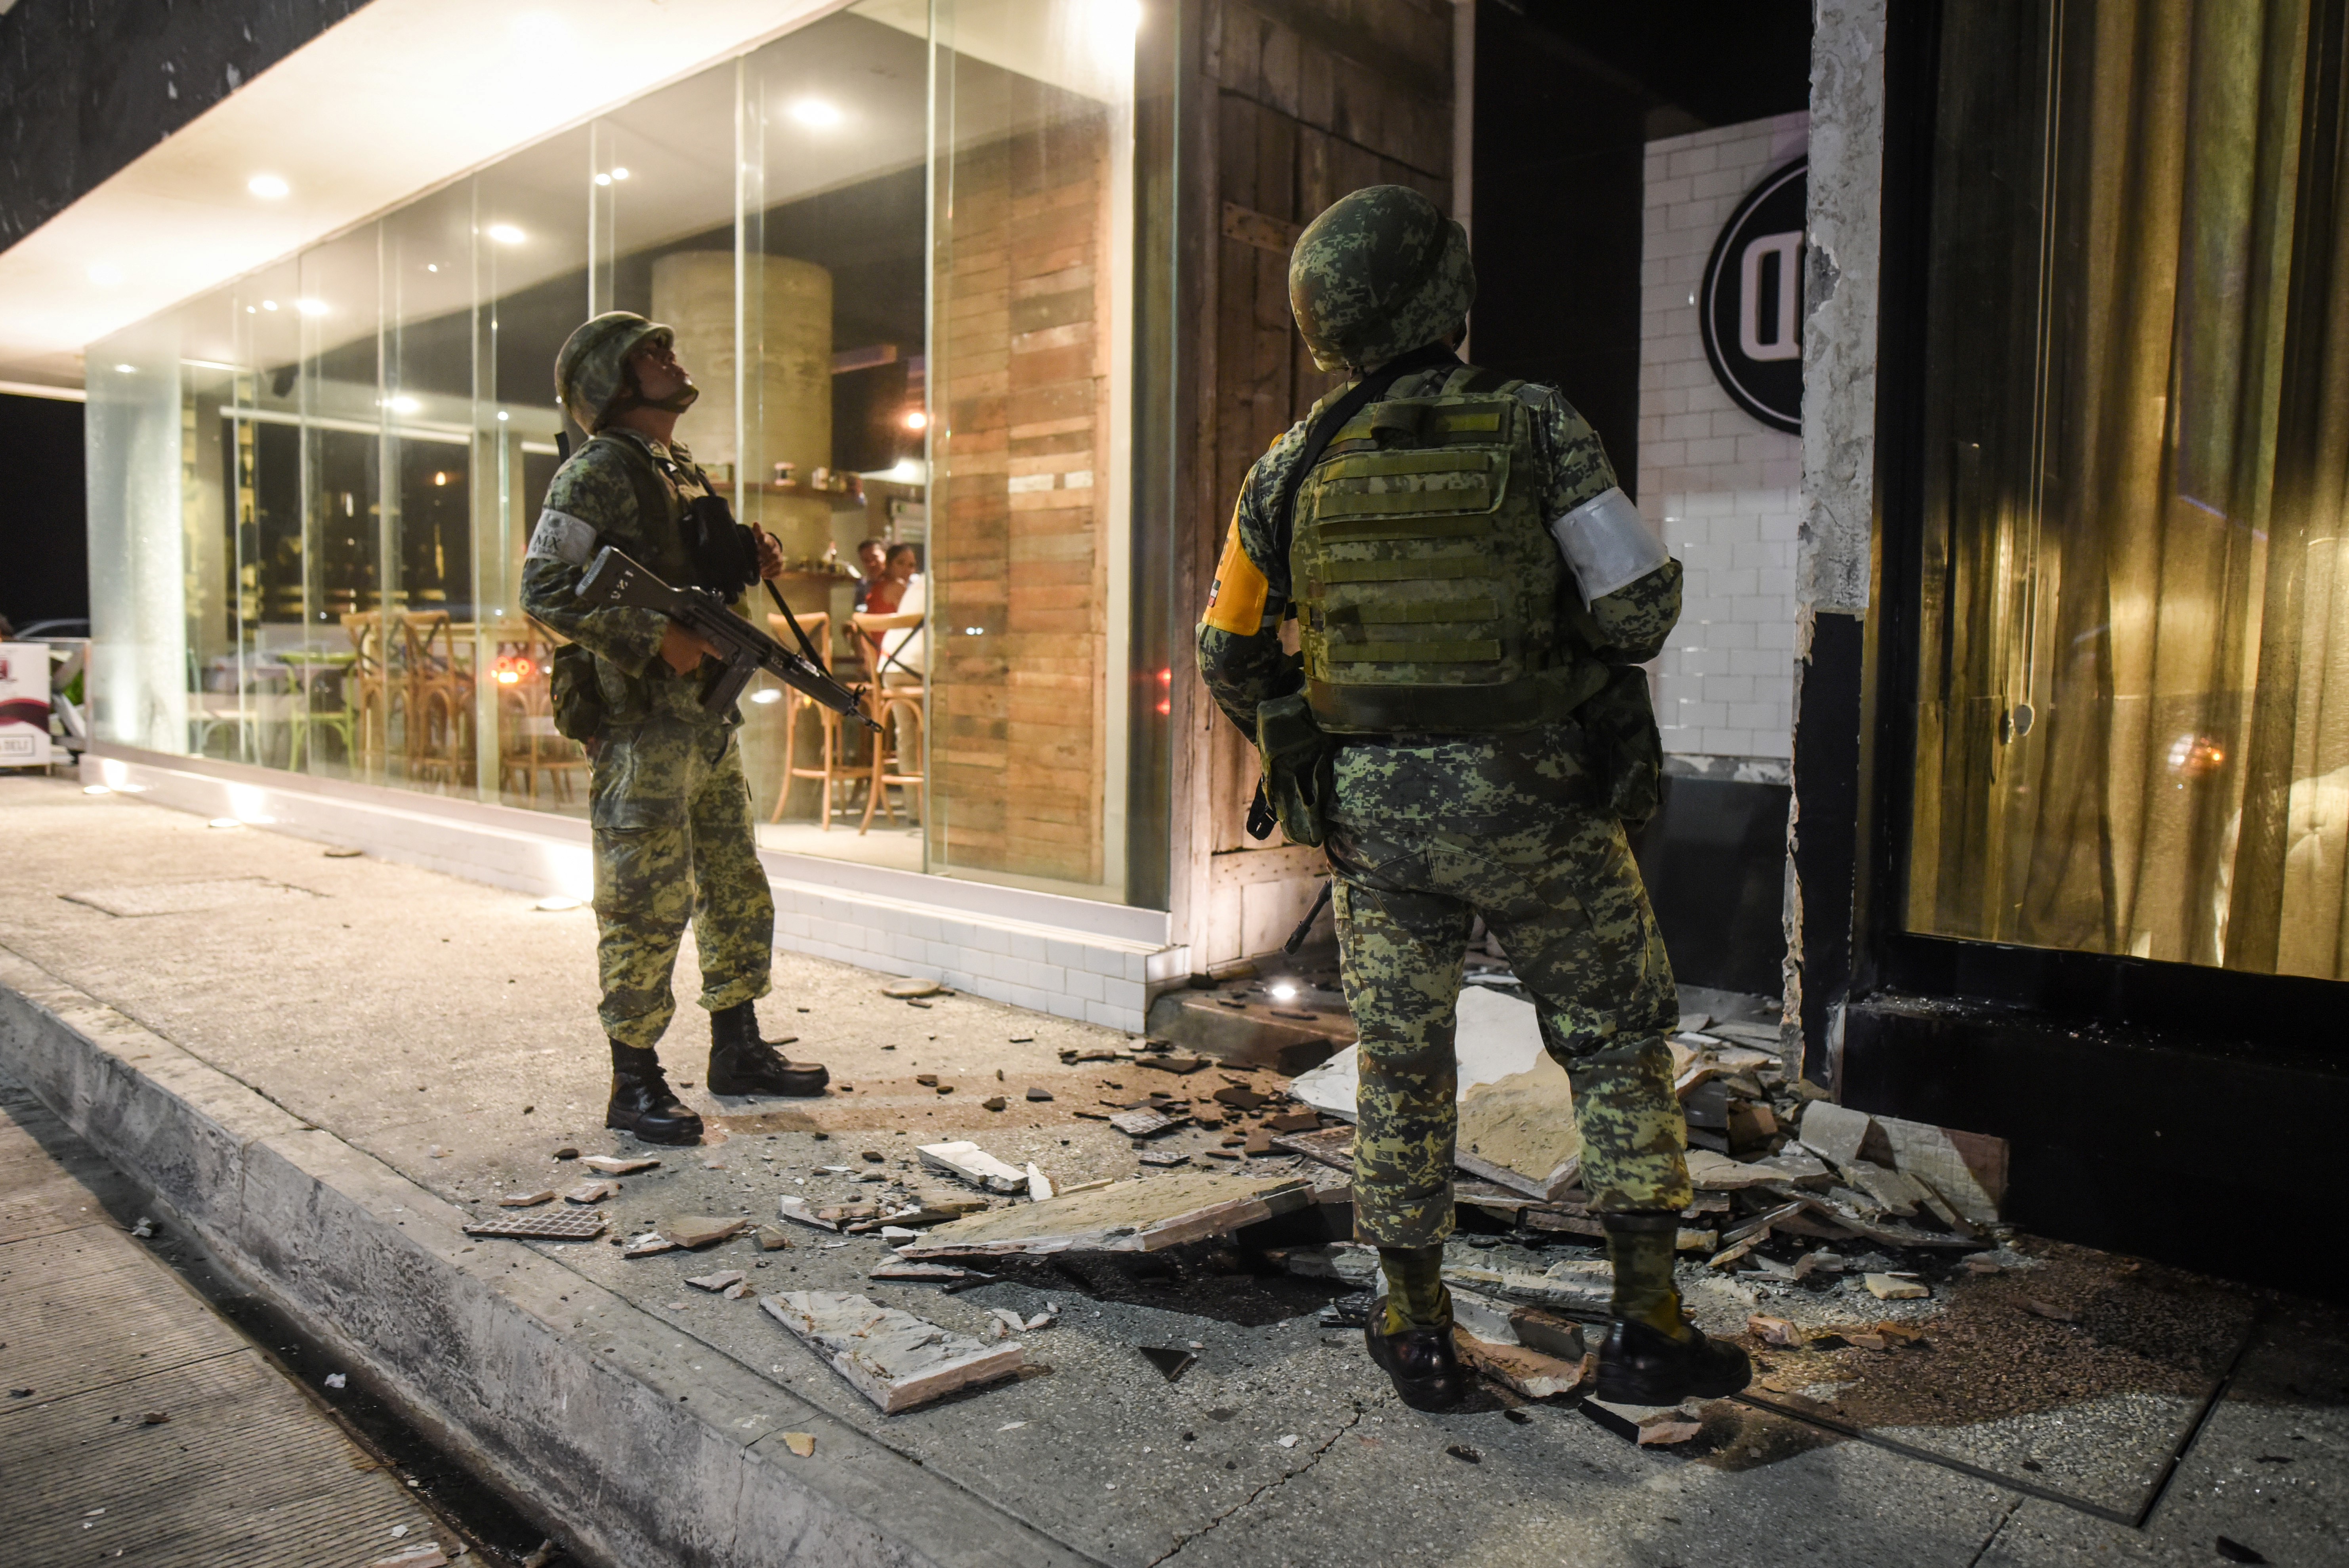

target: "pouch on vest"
[549,642,607,744]
[1256,689,1334,848]
[1579,664,1664,826]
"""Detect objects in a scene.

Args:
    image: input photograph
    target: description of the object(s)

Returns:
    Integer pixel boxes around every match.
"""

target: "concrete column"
[651,250,835,563]
[1788,0,1888,1083]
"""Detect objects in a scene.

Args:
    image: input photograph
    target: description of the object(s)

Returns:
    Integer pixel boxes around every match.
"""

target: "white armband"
[1548,486,1671,605]
[527,508,599,567]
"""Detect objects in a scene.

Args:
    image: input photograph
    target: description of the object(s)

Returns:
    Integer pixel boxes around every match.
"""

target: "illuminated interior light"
[295,298,328,316]
[248,174,290,199]
[903,408,929,431]
[433,471,448,486]
[261,299,279,311]
[610,166,630,181]
[496,410,510,421]
[594,173,612,187]
[208,817,243,830]
[748,688,784,704]
[426,263,439,273]
[113,363,135,373]
[788,98,844,130]
[381,395,422,414]
[246,305,257,314]
[82,784,111,795]
[487,223,527,245]
[1270,983,1298,1001]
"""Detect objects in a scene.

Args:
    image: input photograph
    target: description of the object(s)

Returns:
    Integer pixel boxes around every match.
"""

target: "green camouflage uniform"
[1198,368,1691,1249]
[519,429,774,1049]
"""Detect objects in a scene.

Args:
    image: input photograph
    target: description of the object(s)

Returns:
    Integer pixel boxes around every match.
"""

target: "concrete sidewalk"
[0,773,2340,1568]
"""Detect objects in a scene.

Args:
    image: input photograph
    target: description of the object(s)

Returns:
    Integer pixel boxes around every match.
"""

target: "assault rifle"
[575,547,880,731]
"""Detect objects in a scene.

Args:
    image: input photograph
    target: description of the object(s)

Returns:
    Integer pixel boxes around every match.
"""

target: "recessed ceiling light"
[381,395,422,414]
[113,363,135,373]
[261,299,279,311]
[610,166,630,181]
[487,223,526,245]
[427,263,439,273]
[788,98,844,130]
[88,264,122,286]
[248,174,290,199]
[594,173,612,187]
[295,298,329,316]
[496,410,510,421]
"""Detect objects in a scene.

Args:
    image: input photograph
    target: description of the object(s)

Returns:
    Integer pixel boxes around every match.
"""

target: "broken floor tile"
[1582,1399,1706,1446]
[564,1181,620,1205]
[580,1155,660,1175]
[870,1260,978,1284]
[1863,1272,1929,1300]
[756,1225,792,1251]
[662,1215,750,1249]
[1110,1109,1179,1139]
[498,1190,555,1208]
[899,1171,1312,1258]
[464,1210,608,1242]
[777,1197,838,1232]
[723,1281,752,1301]
[1024,1164,1053,1201]
[782,1431,817,1457]
[1138,1345,1197,1382]
[762,1291,1023,1414]
[917,1140,1029,1193]
[1138,1149,1190,1167]
[622,1232,677,1258]
[686,1269,746,1293]
[1748,1314,1804,1347]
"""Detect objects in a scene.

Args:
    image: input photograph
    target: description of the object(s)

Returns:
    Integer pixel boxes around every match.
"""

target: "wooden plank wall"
[1178,0,1456,966]
[931,95,1112,886]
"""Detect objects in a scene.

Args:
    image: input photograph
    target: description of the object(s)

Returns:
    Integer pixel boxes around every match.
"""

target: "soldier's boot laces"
[1364,1246,1467,1411]
[605,1041,704,1146]
[706,1001,830,1097]
[1596,1211,1752,1405]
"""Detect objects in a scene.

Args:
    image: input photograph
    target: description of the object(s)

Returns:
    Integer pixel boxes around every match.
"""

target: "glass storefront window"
[1909,0,2349,977]
[82,0,1164,906]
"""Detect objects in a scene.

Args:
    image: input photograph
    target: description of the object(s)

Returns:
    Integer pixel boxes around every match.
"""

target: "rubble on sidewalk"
[579,1155,660,1175]
[660,1215,750,1249]
[463,1209,607,1242]
[917,1140,1030,1194]
[896,1171,1314,1258]
[498,1189,555,1207]
[685,1269,746,1293]
[762,1290,1023,1414]
[564,1181,620,1205]
[1582,1399,1707,1446]
[1450,1289,1592,1398]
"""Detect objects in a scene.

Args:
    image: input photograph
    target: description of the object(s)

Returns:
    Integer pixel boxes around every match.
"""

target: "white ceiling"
[0,0,855,386]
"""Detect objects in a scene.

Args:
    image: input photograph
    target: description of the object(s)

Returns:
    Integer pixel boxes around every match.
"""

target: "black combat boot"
[1362,1244,1467,1410]
[606,1041,704,1146]
[1365,1295,1468,1411]
[707,1001,830,1097]
[1594,1210,1752,1405]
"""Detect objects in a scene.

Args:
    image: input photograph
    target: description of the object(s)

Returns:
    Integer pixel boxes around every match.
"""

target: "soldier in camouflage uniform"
[1198,187,1748,1410]
[523,312,830,1145]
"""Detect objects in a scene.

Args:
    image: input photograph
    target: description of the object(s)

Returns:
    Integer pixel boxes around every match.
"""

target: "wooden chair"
[766,612,858,827]
[401,612,475,786]
[851,609,926,835]
[340,612,397,776]
[489,625,585,806]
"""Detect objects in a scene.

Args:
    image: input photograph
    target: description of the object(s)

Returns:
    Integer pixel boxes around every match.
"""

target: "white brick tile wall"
[1640,111,1809,765]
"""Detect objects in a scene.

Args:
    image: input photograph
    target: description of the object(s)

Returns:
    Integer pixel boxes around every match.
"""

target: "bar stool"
[860,682,925,834]
[766,612,857,827]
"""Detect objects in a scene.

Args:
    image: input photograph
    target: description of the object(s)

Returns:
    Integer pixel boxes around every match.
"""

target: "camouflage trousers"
[1326,795,1690,1249]
[590,718,774,1049]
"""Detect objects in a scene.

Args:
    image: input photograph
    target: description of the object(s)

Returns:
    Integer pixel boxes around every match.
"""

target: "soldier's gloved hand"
[658,620,723,675]
[753,525,786,582]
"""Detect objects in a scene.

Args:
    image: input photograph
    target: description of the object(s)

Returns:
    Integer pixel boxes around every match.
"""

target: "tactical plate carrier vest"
[1290,374,1611,735]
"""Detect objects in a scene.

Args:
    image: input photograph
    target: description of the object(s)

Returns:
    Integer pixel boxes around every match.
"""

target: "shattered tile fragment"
[499,1190,556,1208]
[580,1155,660,1175]
[762,1291,1023,1414]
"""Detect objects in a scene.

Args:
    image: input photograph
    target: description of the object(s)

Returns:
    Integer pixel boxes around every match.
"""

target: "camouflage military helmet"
[554,311,674,431]
[1288,185,1474,374]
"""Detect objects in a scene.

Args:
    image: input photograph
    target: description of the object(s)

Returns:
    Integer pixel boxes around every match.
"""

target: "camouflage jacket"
[519,428,730,729]
[1196,365,1681,744]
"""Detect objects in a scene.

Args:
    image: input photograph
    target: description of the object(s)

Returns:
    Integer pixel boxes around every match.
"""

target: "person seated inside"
[851,538,888,612]
[853,545,925,822]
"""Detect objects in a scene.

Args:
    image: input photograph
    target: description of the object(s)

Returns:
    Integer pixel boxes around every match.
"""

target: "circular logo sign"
[1699,156,1807,435]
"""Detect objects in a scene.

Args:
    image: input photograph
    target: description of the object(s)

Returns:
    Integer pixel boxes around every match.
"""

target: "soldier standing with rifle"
[522,311,832,1145]
[1197,188,1750,1411]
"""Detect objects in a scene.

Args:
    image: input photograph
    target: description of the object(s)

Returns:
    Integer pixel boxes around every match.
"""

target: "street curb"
[0,944,1099,1568]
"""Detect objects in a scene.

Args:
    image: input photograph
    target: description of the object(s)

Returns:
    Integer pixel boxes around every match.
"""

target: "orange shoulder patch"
[1201,519,1271,635]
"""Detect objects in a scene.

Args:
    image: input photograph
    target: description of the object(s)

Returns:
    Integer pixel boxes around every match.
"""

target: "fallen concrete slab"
[0,946,1095,1568]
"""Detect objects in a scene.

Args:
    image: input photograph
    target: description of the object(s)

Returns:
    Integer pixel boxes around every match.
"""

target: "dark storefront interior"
[1476,0,1815,998]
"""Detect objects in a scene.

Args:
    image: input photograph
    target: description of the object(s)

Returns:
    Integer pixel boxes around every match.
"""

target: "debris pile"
[762,1290,1023,1413]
